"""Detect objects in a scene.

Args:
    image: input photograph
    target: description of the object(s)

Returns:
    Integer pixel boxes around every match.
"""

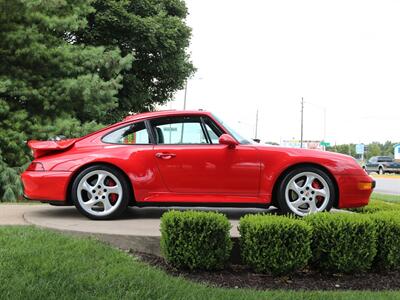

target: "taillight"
[26,162,45,171]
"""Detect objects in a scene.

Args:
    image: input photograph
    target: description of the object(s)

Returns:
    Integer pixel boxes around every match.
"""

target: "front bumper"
[21,171,72,202]
[336,174,375,208]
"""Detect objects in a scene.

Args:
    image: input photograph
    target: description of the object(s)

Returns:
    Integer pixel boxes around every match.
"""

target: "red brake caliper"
[312,180,323,203]
[106,178,118,204]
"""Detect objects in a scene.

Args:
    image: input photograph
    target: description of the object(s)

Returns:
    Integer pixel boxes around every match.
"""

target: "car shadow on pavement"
[122,206,280,220]
[28,205,279,221]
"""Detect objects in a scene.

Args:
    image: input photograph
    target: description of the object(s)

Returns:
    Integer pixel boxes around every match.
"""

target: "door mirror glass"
[219,134,239,148]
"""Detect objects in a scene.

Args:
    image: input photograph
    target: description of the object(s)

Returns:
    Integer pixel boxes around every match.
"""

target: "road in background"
[373,176,400,195]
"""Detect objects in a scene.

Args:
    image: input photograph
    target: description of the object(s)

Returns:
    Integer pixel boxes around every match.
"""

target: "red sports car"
[21,110,375,219]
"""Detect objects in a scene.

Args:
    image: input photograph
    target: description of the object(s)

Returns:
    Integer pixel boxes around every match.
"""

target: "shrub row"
[160,210,400,274]
[305,213,377,273]
[239,214,312,275]
[160,210,232,270]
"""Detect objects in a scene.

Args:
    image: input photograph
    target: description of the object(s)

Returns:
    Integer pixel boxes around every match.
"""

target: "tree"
[327,144,356,157]
[327,141,399,160]
[0,0,133,200]
[366,142,383,159]
[76,0,195,122]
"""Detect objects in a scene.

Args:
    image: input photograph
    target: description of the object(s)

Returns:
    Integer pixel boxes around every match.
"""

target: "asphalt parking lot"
[373,176,400,195]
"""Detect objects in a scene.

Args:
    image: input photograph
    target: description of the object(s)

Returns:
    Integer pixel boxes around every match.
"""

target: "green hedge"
[160,210,232,270]
[371,211,400,270]
[305,213,377,273]
[239,214,312,275]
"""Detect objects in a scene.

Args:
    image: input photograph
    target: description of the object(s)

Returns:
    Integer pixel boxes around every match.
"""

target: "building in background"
[395,144,400,160]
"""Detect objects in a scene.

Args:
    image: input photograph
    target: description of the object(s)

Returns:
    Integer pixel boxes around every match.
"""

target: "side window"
[204,123,220,144]
[151,116,208,144]
[102,122,150,144]
[203,117,223,144]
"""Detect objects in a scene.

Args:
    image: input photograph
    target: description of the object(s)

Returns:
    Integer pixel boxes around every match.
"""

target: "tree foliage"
[327,141,399,160]
[76,0,195,122]
[0,0,193,201]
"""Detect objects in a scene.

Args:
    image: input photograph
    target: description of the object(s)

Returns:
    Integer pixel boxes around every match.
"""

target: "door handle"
[155,152,176,159]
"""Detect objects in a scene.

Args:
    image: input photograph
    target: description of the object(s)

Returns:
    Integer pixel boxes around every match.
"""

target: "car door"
[150,115,261,196]
[367,157,378,172]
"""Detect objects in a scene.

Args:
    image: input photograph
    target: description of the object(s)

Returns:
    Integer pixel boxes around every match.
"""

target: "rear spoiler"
[27,138,77,159]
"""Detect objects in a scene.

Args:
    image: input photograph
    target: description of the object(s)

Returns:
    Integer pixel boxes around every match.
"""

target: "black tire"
[276,166,336,216]
[71,165,130,220]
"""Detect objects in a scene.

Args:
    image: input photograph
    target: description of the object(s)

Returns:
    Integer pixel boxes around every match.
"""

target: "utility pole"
[183,81,188,110]
[300,97,304,148]
[254,109,259,139]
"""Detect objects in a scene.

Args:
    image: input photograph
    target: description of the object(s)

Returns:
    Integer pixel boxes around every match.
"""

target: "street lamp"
[237,108,260,141]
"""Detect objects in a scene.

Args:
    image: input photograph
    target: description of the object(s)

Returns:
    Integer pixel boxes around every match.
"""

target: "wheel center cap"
[98,191,102,196]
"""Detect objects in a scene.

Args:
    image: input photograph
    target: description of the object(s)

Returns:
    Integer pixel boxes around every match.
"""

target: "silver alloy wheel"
[77,170,123,217]
[284,171,331,217]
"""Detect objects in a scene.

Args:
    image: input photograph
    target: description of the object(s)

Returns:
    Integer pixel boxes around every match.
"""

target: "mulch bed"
[132,251,400,291]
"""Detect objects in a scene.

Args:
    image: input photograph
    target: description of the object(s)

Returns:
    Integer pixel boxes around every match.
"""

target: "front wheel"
[71,165,130,220]
[378,167,384,175]
[276,167,336,217]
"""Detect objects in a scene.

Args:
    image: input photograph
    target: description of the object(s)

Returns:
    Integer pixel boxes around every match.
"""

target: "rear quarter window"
[102,122,151,144]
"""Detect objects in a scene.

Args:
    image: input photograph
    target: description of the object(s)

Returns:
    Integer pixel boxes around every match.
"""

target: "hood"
[255,144,356,162]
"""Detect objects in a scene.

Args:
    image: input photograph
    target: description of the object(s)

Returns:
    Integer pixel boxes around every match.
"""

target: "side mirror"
[253,138,260,143]
[219,134,239,148]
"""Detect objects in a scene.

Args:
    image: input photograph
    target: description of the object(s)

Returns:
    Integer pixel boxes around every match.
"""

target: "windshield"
[212,114,253,145]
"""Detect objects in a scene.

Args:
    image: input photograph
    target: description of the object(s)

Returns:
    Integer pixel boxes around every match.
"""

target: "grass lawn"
[371,192,400,203]
[0,226,399,300]
[347,193,400,213]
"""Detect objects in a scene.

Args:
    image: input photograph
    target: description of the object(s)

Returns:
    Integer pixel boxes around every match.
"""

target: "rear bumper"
[21,171,72,202]
[336,174,375,208]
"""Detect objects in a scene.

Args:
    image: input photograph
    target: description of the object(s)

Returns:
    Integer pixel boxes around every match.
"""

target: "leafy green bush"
[371,212,400,270]
[239,214,312,275]
[305,213,377,273]
[160,210,232,270]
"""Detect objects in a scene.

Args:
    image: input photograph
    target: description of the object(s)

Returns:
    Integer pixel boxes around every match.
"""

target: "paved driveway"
[373,176,400,195]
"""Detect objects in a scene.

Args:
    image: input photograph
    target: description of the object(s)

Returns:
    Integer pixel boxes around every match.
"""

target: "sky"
[164,0,400,145]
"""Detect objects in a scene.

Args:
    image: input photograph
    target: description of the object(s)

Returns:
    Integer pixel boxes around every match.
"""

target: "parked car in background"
[363,156,400,174]
[21,110,375,220]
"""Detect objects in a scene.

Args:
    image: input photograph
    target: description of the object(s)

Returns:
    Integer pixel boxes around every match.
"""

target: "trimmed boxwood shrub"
[160,210,232,270]
[239,214,312,275]
[305,213,377,273]
[371,211,400,270]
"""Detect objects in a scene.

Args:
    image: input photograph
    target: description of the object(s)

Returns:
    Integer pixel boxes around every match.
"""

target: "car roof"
[77,110,215,143]
[122,110,211,122]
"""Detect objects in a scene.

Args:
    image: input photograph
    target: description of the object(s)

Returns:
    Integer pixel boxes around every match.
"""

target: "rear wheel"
[276,166,335,217]
[71,165,130,220]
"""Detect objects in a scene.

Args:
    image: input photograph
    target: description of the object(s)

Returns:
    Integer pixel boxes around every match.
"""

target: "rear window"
[102,122,151,144]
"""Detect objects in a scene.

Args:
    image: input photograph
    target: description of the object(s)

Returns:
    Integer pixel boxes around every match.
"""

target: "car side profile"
[21,110,375,220]
[363,156,400,175]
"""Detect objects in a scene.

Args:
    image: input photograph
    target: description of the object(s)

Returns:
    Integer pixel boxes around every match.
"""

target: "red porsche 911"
[21,110,375,220]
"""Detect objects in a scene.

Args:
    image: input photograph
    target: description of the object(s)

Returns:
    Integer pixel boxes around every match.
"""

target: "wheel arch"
[66,161,135,205]
[270,162,340,208]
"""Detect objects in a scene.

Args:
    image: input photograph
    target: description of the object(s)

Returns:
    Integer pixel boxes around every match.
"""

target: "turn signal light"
[358,182,373,190]
[26,162,45,171]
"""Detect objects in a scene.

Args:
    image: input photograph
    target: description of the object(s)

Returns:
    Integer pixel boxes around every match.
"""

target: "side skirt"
[134,202,270,209]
